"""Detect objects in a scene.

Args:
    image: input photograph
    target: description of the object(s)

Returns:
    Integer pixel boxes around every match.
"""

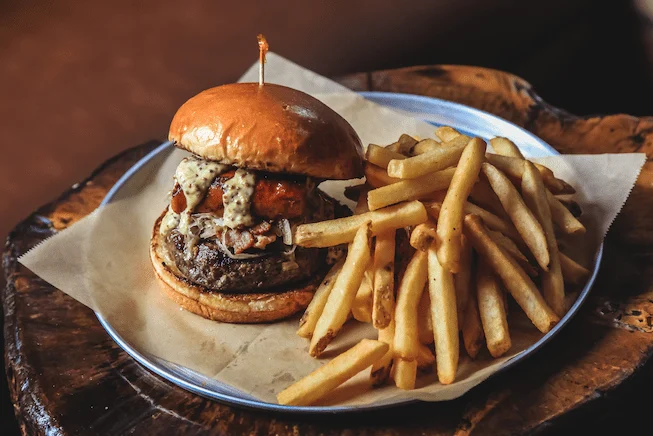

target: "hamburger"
[150,83,363,323]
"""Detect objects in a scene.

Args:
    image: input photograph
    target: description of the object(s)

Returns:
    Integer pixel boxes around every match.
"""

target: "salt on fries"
[285,128,590,404]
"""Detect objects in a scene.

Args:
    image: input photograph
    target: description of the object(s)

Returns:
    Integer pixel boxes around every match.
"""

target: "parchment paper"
[19,54,646,406]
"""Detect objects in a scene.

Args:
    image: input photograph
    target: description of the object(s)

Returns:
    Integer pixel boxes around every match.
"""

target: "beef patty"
[165,230,324,293]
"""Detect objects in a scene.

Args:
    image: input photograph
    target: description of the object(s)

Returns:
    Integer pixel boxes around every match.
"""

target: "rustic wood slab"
[3,66,653,435]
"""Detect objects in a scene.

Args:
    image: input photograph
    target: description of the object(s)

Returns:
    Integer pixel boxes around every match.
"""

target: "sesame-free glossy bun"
[168,83,364,180]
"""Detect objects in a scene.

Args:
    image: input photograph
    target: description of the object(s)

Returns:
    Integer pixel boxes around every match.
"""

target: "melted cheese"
[159,156,228,237]
[222,169,256,229]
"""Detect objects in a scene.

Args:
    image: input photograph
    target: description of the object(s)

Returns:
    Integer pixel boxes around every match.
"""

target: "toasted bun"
[168,83,364,179]
[150,218,315,323]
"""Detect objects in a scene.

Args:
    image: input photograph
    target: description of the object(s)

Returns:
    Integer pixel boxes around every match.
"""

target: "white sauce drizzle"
[159,156,228,237]
[222,169,256,229]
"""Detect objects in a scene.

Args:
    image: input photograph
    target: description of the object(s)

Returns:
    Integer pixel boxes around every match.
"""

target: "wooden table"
[3,66,653,435]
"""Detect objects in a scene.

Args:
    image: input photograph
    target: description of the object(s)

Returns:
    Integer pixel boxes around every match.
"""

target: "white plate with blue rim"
[96,92,602,414]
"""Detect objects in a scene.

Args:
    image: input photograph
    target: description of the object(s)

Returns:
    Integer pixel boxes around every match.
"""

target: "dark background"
[3,0,653,433]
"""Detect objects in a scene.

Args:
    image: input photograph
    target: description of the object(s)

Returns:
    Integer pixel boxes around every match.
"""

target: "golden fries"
[427,247,459,384]
[367,168,456,211]
[559,252,591,285]
[295,200,427,248]
[482,162,550,270]
[436,137,487,273]
[547,190,586,234]
[485,154,574,195]
[426,201,521,243]
[393,251,428,360]
[476,261,511,357]
[522,161,565,316]
[487,230,538,277]
[372,231,396,329]
[417,290,434,344]
[490,137,524,159]
[288,127,591,403]
[463,214,559,333]
[387,144,465,179]
[371,287,396,386]
[462,289,484,358]
[366,144,406,169]
[364,163,401,188]
[469,177,507,218]
[297,260,344,339]
[310,223,372,357]
[278,339,389,406]
[435,126,468,142]
[351,269,373,323]
[409,220,437,252]
[416,344,436,369]
[394,358,418,390]
[455,234,474,328]
[411,138,441,155]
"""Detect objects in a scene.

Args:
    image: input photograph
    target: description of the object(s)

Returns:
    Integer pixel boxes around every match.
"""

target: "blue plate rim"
[95,91,602,414]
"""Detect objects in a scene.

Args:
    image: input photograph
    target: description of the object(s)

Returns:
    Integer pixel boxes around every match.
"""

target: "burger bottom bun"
[150,222,317,324]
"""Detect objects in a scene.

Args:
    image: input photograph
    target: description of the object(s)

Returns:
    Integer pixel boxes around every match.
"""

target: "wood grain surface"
[3,66,653,435]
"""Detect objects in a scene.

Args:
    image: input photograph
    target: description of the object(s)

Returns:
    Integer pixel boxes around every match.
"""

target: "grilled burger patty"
[166,230,324,293]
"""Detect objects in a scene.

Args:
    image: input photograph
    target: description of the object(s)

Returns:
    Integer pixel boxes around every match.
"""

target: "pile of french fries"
[277,127,592,407]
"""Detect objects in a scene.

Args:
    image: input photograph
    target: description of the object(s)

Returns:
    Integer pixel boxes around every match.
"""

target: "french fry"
[485,154,575,195]
[411,138,441,155]
[278,339,389,406]
[385,140,402,153]
[394,358,418,390]
[436,137,486,273]
[310,223,372,357]
[547,190,586,235]
[351,269,373,323]
[455,234,474,328]
[297,259,345,338]
[387,144,466,179]
[370,262,395,386]
[398,134,418,153]
[295,200,427,248]
[410,220,438,252]
[490,137,524,159]
[559,252,591,285]
[416,343,435,369]
[417,289,434,344]
[367,167,456,211]
[364,163,401,188]
[482,162,550,270]
[487,229,538,277]
[427,247,459,384]
[462,289,484,358]
[469,177,508,218]
[522,161,565,316]
[426,201,521,243]
[372,230,396,329]
[476,261,512,357]
[393,251,428,360]
[354,188,370,214]
[554,196,583,218]
[435,126,469,142]
[463,214,559,333]
[366,144,406,169]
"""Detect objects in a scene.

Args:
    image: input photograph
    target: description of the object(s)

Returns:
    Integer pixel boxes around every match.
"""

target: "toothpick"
[257,34,269,87]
